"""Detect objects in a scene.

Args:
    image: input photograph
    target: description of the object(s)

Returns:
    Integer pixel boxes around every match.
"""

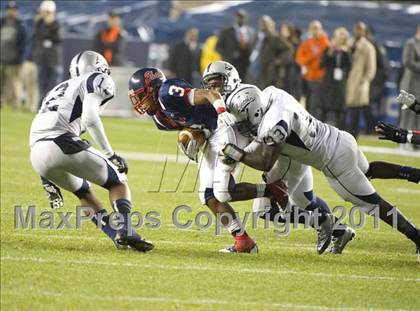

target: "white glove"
[217,112,237,127]
[178,139,200,162]
[397,90,416,109]
[220,143,244,165]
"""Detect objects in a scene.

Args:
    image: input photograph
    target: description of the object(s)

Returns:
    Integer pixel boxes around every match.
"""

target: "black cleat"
[407,168,419,184]
[115,230,154,252]
[330,227,356,254]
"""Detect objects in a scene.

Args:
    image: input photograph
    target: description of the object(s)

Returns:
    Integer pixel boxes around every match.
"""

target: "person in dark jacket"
[216,9,255,79]
[167,27,201,85]
[280,23,303,101]
[248,16,292,89]
[367,25,389,125]
[320,27,351,129]
[0,1,26,110]
[93,11,127,66]
[34,0,62,108]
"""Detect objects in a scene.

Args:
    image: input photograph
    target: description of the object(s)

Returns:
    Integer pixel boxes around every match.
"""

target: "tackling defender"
[220,81,420,256]
[128,67,335,254]
[29,51,153,252]
[201,61,354,254]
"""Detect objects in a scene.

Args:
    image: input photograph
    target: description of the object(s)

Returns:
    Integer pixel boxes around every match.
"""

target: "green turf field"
[1,109,419,310]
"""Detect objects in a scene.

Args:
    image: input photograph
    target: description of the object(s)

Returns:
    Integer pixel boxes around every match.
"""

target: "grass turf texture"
[1,109,419,310]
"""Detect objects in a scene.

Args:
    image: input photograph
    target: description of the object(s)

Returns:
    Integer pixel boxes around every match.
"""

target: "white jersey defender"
[227,85,376,213]
[258,86,340,171]
[29,51,126,194]
[30,71,114,146]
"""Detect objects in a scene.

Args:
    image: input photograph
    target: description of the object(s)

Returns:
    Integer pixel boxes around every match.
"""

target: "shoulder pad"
[85,72,115,99]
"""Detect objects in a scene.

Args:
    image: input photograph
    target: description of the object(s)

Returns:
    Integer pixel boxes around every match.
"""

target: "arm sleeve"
[81,93,114,157]
[81,73,115,157]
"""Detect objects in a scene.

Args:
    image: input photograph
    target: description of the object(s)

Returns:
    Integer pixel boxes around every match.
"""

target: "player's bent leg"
[106,182,153,253]
[325,166,420,253]
[203,193,258,254]
[33,157,125,249]
[72,184,129,250]
[65,147,153,252]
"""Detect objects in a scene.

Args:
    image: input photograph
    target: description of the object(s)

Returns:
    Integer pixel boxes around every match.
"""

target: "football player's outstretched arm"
[191,89,227,113]
[242,141,279,171]
[82,75,128,174]
[82,93,114,157]
[222,140,279,172]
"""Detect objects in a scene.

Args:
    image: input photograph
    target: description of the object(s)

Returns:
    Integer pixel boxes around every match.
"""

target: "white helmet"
[202,61,241,96]
[226,84,267,134]
[69,50,110,78]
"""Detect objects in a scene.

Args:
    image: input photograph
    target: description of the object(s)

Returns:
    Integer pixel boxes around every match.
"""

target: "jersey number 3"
[168,85,185,97]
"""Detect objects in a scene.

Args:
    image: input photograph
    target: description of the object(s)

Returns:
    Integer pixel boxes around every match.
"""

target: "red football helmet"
[128,67,166,115]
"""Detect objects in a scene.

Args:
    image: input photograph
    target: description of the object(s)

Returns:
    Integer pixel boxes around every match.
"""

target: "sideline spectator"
[320,27,351,129]
[296,20,330,118]
[248,16,292,89]
[216,9,255,79]
[399,25,420,149]
[346,22,376,139]
[34,0,62,108]
[93,11,127,66]
[167,27,201,85]
[281,23,303,100]
[21,11,40,112]
[200,34,221,74]
[0,1,26,110]
[367,25,389,124]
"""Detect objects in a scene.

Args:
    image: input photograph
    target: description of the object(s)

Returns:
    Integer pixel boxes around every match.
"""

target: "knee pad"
[101,163,123,189]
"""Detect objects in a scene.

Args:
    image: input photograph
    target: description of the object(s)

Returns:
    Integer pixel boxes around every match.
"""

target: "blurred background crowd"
[0,0,419,143]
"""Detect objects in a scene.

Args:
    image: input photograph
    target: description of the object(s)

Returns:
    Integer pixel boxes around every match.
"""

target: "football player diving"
[30,51,153,252]
[128,67,336,254]
[215,63,420,257]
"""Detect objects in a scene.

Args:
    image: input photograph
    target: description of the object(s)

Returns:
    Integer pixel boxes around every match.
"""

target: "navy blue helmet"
[128,67,166,115]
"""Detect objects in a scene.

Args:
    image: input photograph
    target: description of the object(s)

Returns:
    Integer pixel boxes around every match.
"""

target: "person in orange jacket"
[296,20,330,118]
[93,11,127,66]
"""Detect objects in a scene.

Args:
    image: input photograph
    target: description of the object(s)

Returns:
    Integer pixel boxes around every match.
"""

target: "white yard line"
[120,151,190,163]
[358,146,420,158]
[0,290,401,311]
[1,254,418,283]
[395,188,420,194]
[6,231,415,256]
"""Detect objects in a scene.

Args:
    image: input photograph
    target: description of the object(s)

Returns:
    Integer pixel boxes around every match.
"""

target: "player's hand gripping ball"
[178,128,206,161]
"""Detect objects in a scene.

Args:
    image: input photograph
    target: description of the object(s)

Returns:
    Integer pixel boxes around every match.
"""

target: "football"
[178,128,206,148]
